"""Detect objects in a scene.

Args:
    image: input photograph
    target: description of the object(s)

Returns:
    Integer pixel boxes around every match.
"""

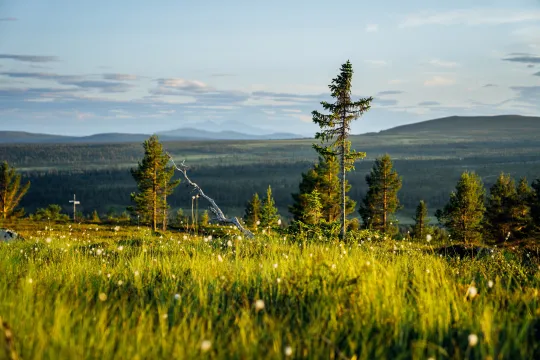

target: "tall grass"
[0,224,539,359]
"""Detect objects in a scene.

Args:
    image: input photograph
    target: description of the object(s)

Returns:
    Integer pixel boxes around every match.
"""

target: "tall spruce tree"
[130,135,180,231]
[514,177,533,237]
[260,186,280,229]
[244,193,262,228]
[436,171,485,244]
[289,156,355,225]
[484,173,518,242]
[359,154,402,235]
[412,200,429,241]
[312,60,373,239]
[0,161,30,220]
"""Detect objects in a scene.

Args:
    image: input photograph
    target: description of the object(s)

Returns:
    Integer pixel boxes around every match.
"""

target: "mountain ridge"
[1,114,539,144]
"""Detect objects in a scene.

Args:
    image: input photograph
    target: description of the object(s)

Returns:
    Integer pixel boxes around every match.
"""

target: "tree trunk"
[153,164,157,232]
[340,134,346,240]
[383,172,387,233]
[162,193,167,231]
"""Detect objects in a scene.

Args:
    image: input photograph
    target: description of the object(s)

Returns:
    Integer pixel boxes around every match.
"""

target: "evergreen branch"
[166,153,254,238]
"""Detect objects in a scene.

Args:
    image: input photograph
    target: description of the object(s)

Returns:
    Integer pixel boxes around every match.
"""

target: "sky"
[0,0,539,136]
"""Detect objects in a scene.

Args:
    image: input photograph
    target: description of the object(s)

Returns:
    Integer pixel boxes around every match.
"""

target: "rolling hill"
[377,115,540,137]
[0,128,303,144]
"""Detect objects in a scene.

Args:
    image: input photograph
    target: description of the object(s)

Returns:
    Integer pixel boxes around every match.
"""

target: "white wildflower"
[284,346,293,357]
[201,340,212,352]
[254,299,265,311]
[468,333,479,347]
[467,286,478,299]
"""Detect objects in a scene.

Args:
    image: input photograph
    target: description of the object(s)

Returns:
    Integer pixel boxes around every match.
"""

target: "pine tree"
[174,208,185,227]
[260,186,280,229]
[302,189,324,225]
[290,156,355,225]
[312,60,373,239]
[90,210,100,223]
[0,161,30,219]
[484,173,518,242]
[32,204,70,222]
[244,193,262,228]
[200,210,209,227]
[514,177,533,237]
[359,154,402,235]
[412,200,429,241]
[436,171,486,244]
[130,135,180,231]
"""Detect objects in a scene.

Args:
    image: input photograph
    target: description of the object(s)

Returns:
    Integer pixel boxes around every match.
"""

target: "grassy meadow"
[1,223,539,359]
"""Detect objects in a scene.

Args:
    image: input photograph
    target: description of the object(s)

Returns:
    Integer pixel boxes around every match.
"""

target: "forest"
[1,115,539,225]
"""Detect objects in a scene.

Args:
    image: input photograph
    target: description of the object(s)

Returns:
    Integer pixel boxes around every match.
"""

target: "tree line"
[1,60,539,244]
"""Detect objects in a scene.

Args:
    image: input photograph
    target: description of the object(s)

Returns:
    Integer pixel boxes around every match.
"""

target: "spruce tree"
[289,156,355,224]
[260,186,279,229]
[436,171,485,244]
[484,173,518,242]
[200,210,209,227]
[0,161,30,220]
[359,154,402,235]
[514,177,533,237]
[244,193,262,228]
[312,60,373,239]
[412,200,429,241]
[90,210,100,223]
[175,208,186,227]
[302,189,324,225]
[130,135,180,231]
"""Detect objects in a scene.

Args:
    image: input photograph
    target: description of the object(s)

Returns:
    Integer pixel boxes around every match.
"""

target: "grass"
[1,223,539,359]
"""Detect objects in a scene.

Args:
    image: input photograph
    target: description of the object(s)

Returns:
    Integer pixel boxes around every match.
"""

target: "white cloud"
[400,9,540,28]
[424,76,456,86]
[388,79,406,85]
[157,78,211,92]
[428,59,459,68]
[365,24,379,32]
[282,109,302,113]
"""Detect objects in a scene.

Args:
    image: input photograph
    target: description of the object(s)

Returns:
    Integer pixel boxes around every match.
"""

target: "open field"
[1,223,539,359]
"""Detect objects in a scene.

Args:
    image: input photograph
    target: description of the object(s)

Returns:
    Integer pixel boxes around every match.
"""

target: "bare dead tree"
[167,154,254,238]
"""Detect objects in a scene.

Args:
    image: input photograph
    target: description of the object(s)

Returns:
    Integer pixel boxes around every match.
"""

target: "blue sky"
[0,0,539,135]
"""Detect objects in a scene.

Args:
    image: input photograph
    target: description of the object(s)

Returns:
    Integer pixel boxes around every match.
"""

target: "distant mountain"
[377,115,540,137]
[0,128,303,144]
[177,120,272,135]
[158,127,302,140]
[0,131,74,144]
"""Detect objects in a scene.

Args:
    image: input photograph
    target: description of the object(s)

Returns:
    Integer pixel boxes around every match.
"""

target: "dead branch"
[166,154,254,238]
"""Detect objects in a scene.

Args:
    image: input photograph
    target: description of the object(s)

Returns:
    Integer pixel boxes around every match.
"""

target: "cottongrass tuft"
[254,299,265,311]
[467,286,478,299]
[488,280,494,288]
[468,333,479,347]
[284,346,293,356]
[201,340,212,352]
[174,294,180,300]
[98,293,108,302]
[426,234,432,242]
